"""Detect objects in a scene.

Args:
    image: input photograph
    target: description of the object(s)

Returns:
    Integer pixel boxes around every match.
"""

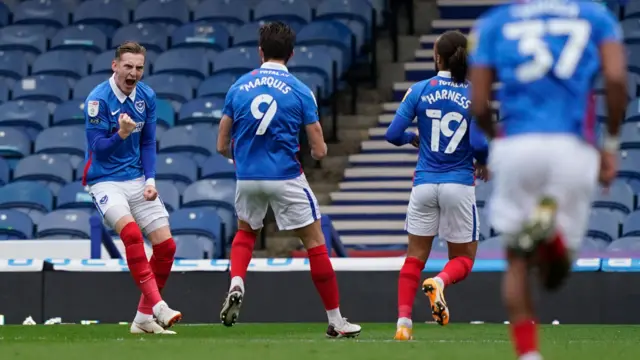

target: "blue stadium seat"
[91,50,115,75]
[13,154,74,195]
[213,47,258,76]
[621,122,640,150]
[174,234,214,259]
[592,181,635,218]
[170,208,223,258]
[0,209,34,239]
[32,50,89,80]
[13,0,69,36]
[0,181,54,224]
[288,49,334,92]
[159,124,218,165]
[315,0,373,49]
[618,150,640,187]
[112,23,168,55]
[254,0,312,30]
[56,181,94,210]
[178,97,223,125]
[197,73,238,98]
[73,0,129,37]
[0,50,29,82]
[155,98,175,128]
[0,2,9,27]
[153,48,210,87]
[606,236,640,256]
[156,180,180,212]
[201,155,235,180]
[0,127,31,164]
[12,75,70,103]
[0,82,8,103]
[34,126,86,168]
[172,21,231,53]
[182,179,235,209]
[594,73,640,100]
[134,0,190,29]
[290,71,325,97]
[297,44,344,77]
[53,100,84,126]
[73,74,109,100]
[622,211,640,237]
[142,74,193,105]
[297,21,354,69]
[194,0,250,32]
[50,25,108,55]
[587,210,620,243]
[0,100,49,141]
[625,1,640,19]
[36,209,91,239]
[231,22,262,47]
[0,25,48,58]
[0,157,9,185]
[74,158,87,181]
[156,153,198,193]
[625,98,640,122]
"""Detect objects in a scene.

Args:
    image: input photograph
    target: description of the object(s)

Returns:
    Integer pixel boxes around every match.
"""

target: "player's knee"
[144,217,171,245]
[120,222,144,246]
[237,220,260,234]
[295,220,325,249]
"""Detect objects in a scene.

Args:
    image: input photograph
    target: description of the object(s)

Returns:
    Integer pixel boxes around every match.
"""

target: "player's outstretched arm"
[85,99,128,161]
[216,115,233,159]
[385,85,418,147]
[141,94,157,187]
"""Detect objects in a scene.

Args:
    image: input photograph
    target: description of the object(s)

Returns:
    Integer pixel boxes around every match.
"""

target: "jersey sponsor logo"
[135,100,145,114]
[402,88,412,102]
[89,118,100,125]
[88,100,99,117]
[133,121,145,133]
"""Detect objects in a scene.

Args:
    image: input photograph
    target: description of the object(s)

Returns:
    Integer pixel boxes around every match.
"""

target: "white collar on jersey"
[109,74,136,103]
[261,62,289,72]
[438,71,452,78]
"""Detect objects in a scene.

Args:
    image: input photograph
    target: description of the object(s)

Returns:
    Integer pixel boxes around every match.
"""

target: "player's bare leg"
[132,224,178,334]
[395,234,433,340]
[422,240,477,327]
[112,214,182,330]
[220,220,257,327]
[295,220,361,338]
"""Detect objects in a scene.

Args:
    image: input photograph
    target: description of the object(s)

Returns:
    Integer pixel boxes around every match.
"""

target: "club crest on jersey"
[135,100,145,114]
[88,100,99,117]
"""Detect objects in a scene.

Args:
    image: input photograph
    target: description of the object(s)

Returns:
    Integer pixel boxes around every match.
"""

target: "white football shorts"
[405,183,480,243]
[235,174,321,231]
[89,176,169,233]
[487,134,600,252]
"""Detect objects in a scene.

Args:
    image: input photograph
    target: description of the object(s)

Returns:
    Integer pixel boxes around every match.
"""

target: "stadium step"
[360,140,417,154]
[330,191,410,205]
[349,153,417,167]
[322,205,406,220]
[340,235,407,246]
[343,166,415,181]
[437,0,505,20]
[338,180,413,191]
[368,126,417,140]
[415,49,435,62]
[332,219,406,236]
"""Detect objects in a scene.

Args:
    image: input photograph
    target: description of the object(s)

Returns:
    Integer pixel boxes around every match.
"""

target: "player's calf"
[509,197,558,258]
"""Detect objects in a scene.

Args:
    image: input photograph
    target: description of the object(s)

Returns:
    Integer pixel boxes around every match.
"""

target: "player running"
[216,21,361,338]
[469,1,626,359]
[83,42,181,335]
[386,30,489,340]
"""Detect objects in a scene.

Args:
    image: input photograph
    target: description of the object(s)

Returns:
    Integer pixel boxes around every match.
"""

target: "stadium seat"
[91,50,116,75]
[13,154,74,195]
[73,0,130,37]
[287,49,334,92]
[298,44,344,77]
[111,23,168,55]
[36,209,91,239]
[605,236,640,256]
[34,126,86,168]
[152,48,211,87]
[32,50,89,80]
[182,179,235,209]
[50,25,108,55]
[290,71,325,98]
[475,181,492,208]
[159,124,218,165]
[53,100,84,126]
[231,22,262,47]
[0,82,8,103]
[200,155,235,180]
[0,209,34,239]
[74,158,87,181]
[174,235,214,259]
[12,75,70,104]
[316,0,373,48]
[592,181,635,218]
[587,210,620,243]
[13,0,69,34]
[56,181,94,210]
[142,74,194,105]
[0,100,50,141]
[0,181,54,224]
[296,21,354,69]
[0,2,9,27]
[134,0,190,29]
[155,98,176,128]
[0,127,31,165]
[156,153,198,193]
[625,97,640,122]
[254,0,312,30]
[0,50,29,83]
[0,25,48,59]
[621,122,640,149]
[177,97,223,125]
[170,208,223,258]
[156,180,180,212]
[618,150,640,190]
[0,157,9,185]
[196,73,239,98]
[622,211,640,237]
[625,1,640,19]
[213,47,258,76]
[171,21,231,53]
[194,0,250,33]
[73,74,109,100]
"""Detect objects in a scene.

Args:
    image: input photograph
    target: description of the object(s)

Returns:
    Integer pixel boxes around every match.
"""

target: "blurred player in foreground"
[216,21,361,338]
[469,1,626,359]
[385,30,489,340]
[83,42,181,334]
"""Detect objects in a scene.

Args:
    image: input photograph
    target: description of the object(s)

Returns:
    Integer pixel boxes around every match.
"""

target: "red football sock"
[138,238,176,315]
[308,245,340,310]
[398,257,425,319]
[230,230,256,280]
[120,222,162,307]
[510,318,538,356]
[437,256,474,286]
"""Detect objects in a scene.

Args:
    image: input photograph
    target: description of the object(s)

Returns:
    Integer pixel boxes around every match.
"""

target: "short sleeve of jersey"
[299,86,319,125]
[469,12,499,67]
[85,97,110,131]
[395,83,421,121]
[222,85,236,119]
[588,5,623,45]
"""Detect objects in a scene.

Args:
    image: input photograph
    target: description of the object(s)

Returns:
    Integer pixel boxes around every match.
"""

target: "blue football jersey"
[469,0,623,142]
[223,62,319,180]
[392,71,487,186]
[83,76,157,185]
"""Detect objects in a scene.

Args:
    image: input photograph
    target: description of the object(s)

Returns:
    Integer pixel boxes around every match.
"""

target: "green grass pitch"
[1,323,639,359]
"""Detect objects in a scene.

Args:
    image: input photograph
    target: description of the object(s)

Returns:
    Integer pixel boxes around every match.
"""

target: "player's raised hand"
[143,185,158,201]
[118,113,137,135]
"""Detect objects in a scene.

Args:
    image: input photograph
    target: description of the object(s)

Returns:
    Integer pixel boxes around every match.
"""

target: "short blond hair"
[115,41,146,60]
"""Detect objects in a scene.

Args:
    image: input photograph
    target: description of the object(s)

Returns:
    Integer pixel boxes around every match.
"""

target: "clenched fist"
[118,113,137,138]
[143,185,158,201]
